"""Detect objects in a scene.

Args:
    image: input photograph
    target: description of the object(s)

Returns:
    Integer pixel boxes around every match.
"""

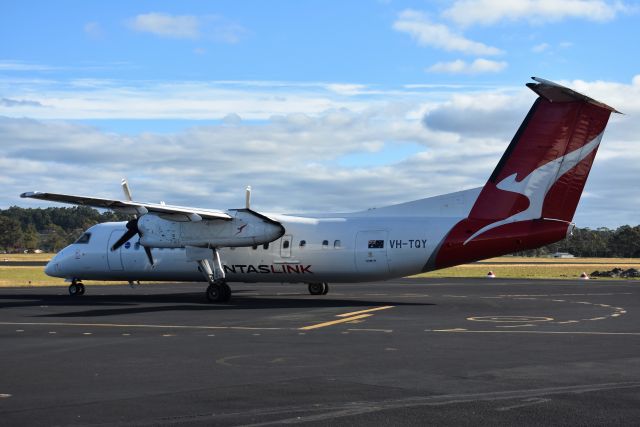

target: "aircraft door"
[106,230,124,270]
[280,235,292,258]
[355,231,389,274]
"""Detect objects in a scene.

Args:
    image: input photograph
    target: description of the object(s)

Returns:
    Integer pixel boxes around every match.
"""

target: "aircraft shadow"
[0,291,434,318]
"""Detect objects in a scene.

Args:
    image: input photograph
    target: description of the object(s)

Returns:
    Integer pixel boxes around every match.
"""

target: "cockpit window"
[74,232,91,244]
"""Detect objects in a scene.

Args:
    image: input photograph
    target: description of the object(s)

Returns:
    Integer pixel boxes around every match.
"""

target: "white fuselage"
[45,188,481,284]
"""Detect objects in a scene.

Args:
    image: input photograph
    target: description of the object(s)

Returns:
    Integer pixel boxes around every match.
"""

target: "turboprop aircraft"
[21,78,619,302]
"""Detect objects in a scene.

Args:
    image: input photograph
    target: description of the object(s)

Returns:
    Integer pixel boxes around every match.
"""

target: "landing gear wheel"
[69,281,84,296]
[220,282,231,302]
[206,282,231,303]
[308,282,328,296]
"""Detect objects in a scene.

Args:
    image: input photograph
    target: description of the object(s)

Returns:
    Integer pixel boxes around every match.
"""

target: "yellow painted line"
[299,314,372,330]
[336,306,394,318]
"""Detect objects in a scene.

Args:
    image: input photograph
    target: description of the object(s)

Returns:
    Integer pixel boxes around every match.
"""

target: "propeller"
[110,179,154,265]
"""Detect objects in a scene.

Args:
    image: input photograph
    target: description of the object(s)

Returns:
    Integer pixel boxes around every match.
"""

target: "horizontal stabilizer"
[527,77,621,113]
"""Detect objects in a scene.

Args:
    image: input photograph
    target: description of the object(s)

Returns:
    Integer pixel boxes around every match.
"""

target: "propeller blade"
[111,219,139,251]
[143,246,154,265]
[121,178,133,201]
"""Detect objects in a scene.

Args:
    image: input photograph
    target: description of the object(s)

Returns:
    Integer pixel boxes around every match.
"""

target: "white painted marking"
[468,316,553,323]
[0,394,11,399]
[385,347,397,351]
[496,324,536,328]
[82,332,92,335]
[0,321,287,331]
[347,328,393,333]
[162,334,174,337]
[122,333,131,336]
[611,314,621,317]
[496,397,550,412]
[207,334,215,337]
[556,320,579,324]
[429,330,640,336]
[252,333,261,336]
[48,331,56,334]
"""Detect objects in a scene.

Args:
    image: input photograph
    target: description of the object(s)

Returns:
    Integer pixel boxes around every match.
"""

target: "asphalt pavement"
[0,278,639,426]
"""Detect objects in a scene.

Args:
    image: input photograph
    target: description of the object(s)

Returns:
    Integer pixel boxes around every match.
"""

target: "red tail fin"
[432,78,618,269]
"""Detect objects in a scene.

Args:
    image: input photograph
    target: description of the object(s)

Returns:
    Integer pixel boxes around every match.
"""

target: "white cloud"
[0,60,58,71]
[0,79,408,120]
[393,9,503,55]
[84,22,105,40]
[427,58,507,74]
[3,77,639,228]
[532,42,550,53]
[128,12,200,39]
[443,0,628,26]
[127,12,247,43]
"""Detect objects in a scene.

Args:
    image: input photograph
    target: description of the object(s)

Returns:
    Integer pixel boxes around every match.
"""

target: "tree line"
[1,206,639,257]
[0,206,128,252]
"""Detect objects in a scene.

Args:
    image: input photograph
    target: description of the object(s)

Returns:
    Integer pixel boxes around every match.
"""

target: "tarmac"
[0,278,639,426]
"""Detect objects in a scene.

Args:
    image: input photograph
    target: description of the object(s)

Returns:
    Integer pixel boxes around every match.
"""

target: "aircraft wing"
[20,191,232,221]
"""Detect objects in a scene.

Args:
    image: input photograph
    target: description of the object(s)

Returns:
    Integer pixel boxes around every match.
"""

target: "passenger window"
[263,243,269,250]
[74,233,91,244]
[334,240,341,248]
[322,240,329,248]
[299,240,306,247]
[283,240,290,249]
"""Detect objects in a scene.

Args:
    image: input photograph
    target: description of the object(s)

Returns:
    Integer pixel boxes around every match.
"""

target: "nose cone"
[44,260,56,277]
[44,252,64,278]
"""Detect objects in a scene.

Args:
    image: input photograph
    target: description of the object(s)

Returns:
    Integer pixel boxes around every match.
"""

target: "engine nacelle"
[138,209,285,248]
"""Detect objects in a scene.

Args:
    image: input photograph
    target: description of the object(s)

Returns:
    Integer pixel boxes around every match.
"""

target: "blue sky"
[1,1,640,228]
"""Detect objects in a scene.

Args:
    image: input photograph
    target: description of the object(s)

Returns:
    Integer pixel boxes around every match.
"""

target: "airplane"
[21,77,619,303]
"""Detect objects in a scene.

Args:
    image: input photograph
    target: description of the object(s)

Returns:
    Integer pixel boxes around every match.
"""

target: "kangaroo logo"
[464,131,604,245]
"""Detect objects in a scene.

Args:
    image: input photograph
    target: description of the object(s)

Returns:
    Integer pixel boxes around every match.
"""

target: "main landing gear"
[68,279,85,296]
[308,282,329,295]
[189,246,231,303]
[206,281,231,303]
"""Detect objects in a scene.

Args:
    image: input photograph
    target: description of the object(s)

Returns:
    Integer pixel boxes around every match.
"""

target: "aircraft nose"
[44,260,55,276]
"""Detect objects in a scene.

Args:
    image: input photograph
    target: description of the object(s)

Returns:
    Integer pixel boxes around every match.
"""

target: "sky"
[1,0,639,228]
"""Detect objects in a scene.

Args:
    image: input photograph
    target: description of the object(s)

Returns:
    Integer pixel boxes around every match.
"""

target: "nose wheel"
[69,280,85,296]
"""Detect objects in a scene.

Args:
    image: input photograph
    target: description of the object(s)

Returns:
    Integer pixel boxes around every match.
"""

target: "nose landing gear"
[69,280,85,296]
